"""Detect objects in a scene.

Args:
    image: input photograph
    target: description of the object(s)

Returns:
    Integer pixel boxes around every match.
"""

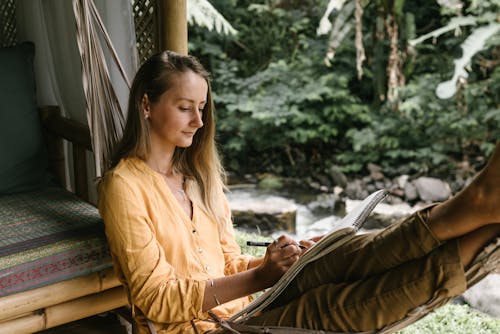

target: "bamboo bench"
[0,106,127,333]
[0,41,126,334]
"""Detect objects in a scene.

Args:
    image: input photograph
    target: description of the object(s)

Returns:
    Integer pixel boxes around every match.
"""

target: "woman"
[98,50,500,334]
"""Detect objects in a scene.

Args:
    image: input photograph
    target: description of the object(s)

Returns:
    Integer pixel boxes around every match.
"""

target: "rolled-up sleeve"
[98,174,208,323]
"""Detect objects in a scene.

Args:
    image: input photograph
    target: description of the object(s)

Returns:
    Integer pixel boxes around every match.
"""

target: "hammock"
[203,238,500,334]
[72,0,129,177]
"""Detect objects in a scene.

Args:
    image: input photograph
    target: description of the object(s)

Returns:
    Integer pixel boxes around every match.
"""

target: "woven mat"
[0,187,112,297]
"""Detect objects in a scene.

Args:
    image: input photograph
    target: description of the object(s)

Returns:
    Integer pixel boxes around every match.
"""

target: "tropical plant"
[188,0,499,187]
[187,0,237,35]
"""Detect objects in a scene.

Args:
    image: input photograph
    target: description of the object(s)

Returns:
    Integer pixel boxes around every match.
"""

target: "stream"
[226,186,343,239]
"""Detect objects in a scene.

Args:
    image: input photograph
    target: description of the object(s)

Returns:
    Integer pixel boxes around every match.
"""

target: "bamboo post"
[157,0,188,54]
[0,268,121,322]
[0,287,127,334]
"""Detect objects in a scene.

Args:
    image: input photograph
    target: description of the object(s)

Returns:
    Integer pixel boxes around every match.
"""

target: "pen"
[246,241,306,249]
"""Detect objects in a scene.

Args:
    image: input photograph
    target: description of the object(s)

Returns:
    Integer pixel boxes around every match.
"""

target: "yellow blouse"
[98,157,252,334]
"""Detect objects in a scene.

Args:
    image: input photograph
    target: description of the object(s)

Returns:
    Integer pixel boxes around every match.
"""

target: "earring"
[144,114,150,120]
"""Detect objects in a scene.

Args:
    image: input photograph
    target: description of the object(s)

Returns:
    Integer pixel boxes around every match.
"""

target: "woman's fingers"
[263,235,302,269]
[257,235,304,286]
[298,239,316,255]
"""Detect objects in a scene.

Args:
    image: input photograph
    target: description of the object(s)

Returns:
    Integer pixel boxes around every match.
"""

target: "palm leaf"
[321,0,356,64]
[408,16,477,47]
[317,0,348,36]
[436,23,500,99]
[187,0,237,35]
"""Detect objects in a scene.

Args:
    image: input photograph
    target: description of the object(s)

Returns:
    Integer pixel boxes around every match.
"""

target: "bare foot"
[428,141,500,241]
[467,141,500,223]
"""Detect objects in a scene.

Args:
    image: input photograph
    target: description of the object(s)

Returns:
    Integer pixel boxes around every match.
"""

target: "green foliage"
[214,55,370,175]
[338,65,500,176]
[188,0,500,183]
[191,0,370,176]
[235,229,267,257]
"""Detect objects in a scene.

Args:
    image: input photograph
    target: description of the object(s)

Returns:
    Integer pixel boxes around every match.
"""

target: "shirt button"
[198,248,203,253]
[205,266,210,271]
[192,230,197,234]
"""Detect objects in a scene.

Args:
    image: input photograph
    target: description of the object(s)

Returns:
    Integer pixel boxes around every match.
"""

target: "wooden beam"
[0,268,121,322]
[157,0,188,55]
[0,287,127,334]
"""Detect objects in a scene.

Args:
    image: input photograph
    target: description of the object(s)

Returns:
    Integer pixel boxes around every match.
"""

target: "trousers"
[240,207,466,332]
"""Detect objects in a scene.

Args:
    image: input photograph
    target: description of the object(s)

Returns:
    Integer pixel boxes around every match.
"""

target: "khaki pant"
[241,207,466,332]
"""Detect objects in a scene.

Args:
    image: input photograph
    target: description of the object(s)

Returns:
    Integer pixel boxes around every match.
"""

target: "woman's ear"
[142,94,151,119]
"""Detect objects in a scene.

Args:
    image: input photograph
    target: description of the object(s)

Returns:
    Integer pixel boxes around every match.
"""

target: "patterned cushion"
[0,187,112,297]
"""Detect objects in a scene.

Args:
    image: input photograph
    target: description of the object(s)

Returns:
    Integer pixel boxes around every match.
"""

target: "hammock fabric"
[72,0,129,177]
[199,238,500,334]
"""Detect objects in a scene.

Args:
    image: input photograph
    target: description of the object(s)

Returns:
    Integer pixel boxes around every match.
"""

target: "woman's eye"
[179,107,191,112]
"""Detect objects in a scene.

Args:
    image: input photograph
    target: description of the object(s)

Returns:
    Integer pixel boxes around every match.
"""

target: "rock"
[328,165,348,188]
[313,173,332,188]
[396,175,409,189]
[390,188,405,199]
[345,198,423,229]
[344,179,368,200]
[413,177,451,202]
[307,193,337,215]
[232,210,296,234]
[462,274,500,317]
[227,190,297,234]
[404,181,418,201]
[367,163,384,181]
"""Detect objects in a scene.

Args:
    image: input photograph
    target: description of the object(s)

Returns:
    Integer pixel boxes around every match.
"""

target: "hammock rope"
[72,0,131,177]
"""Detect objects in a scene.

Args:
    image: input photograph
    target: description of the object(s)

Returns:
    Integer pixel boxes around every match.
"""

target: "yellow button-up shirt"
[98,158,252,333]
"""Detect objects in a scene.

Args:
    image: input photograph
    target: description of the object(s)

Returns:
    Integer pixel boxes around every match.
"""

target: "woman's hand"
[254,235,302,287]
[298,238,316,255]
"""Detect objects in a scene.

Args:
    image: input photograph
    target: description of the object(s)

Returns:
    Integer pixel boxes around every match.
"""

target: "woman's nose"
[191,111,203,128]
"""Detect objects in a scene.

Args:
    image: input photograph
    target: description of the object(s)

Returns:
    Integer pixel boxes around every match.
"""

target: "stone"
[328,165,348,188]
[396,174,409,189]
[345,198,423,229]
[307,193,337,216]
[404,181,418,201]
[344,179,368,200]
[462,274,500,317]
[227,190,297,234]
[367,163,384,180]
[313,173,332,188]
[413,177,451,202]
[232,210,296,234]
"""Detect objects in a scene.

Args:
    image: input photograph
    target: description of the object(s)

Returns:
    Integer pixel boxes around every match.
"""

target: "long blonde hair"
[109,50,228,229]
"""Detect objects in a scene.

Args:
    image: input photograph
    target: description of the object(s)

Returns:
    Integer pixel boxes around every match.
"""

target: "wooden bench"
[0,43,127,333]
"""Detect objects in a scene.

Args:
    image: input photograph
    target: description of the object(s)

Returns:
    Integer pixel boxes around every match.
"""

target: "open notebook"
[230,189,389,322]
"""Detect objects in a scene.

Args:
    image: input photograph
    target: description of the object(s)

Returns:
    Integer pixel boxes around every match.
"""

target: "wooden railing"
[39,106,93,202]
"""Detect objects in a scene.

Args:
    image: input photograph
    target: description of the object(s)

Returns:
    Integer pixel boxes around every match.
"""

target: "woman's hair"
[109,50,228,229]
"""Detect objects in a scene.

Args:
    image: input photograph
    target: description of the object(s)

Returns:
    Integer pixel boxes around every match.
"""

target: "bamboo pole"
[0,287,127,334]
[0,268,121,322]
[157,0,188,54]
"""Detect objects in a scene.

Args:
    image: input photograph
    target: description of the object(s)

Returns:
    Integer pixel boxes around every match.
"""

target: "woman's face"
[146,70,207,150]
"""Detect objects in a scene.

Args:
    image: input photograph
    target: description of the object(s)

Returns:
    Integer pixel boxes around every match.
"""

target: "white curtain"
[16,0,137,122]
[15,0,138,200]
